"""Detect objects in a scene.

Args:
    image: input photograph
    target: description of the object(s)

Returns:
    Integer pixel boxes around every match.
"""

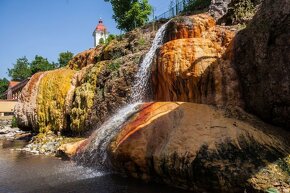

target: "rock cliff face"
[209,0,232,20]
[14,1,290,192]
[152,14,243,107]
[15,72,46,130]
[15,28,155,134]
[109,102,290,192]
[233,0,290,129]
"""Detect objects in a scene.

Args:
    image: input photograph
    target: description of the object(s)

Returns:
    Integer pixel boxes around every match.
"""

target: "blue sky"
[0,0,170,79]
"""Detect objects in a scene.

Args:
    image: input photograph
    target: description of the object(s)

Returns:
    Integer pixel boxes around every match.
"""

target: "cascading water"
[76,21,170,168]
[131,21,170,102]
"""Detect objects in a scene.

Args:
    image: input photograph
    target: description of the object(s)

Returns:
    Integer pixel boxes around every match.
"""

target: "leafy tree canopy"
[58,51,74,68]
[0,78,9,99]
[30,55,56,74]
[7,51,74,81]
[105,0,152,31]
[8,57,31,81]
[106,34,116,44]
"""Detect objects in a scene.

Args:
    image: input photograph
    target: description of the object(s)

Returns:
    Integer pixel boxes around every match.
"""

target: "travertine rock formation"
[68,47,103,70]
[36,69,75,133]
[15,28,154,134]
[109,102,290,192]
[15,72,47,130]
[152,14,243,107]
[233,0,290,129]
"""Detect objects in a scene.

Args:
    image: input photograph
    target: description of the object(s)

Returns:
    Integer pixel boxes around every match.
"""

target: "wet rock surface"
[20,132,85,156]
[22,132,64,155]
[109,102,290,193]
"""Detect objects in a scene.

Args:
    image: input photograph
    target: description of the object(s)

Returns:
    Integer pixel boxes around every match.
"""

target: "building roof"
[94,19,106,32]
[2,78,30,96]
[8,81,20,88]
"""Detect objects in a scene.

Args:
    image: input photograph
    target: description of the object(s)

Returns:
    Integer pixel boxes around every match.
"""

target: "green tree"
[30,55,55,74]
[105,34,116,44]
[58,51,74,68]
[104,0,152,31]
[8,56,31,81]
[0,78,9,99]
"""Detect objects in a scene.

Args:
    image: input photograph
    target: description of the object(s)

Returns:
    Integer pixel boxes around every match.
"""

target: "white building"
[93,18,107,47]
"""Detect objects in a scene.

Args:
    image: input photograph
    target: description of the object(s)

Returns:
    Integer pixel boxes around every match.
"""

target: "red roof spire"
[95,18,106,32]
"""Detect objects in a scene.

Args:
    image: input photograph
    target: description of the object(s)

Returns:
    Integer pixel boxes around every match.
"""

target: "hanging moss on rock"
[70,62,107,134]
[37,69,75,133]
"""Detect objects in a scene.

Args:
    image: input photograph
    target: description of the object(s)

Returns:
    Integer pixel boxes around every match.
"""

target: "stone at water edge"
[108,102,290,192]
[57,139,88,159]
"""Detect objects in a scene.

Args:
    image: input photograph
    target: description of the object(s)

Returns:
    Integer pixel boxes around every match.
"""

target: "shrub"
[11,116,18,128]
[70,62,105,134]
[108,62,121,71]
[138,37,146,46]
[232,0,255,23]
[105,34,116,45]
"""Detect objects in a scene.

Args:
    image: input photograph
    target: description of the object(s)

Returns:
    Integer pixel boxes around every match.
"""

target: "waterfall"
[76,103,141,168]
[76,21,170,168]
[131,21,170,102]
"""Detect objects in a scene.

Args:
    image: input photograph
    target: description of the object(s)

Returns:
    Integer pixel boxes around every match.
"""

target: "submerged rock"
[109,102,290,192]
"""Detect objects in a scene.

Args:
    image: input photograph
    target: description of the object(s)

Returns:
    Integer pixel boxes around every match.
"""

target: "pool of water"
[0,139,190,193]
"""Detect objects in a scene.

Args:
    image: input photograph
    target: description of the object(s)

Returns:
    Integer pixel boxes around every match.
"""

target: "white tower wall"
[93,31,107,47]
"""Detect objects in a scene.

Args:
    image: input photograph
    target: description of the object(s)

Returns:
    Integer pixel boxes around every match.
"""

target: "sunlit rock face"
[68,47,103,70]
[233,0,290,130]
[36,69,76,133]
[15,72,47,130]
[152,14,243,107]
[15,27,155,134]
[164,14,216,41]
[109,102,290,192]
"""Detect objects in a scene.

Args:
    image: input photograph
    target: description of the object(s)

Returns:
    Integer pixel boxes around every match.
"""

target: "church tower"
[93,18,107,47]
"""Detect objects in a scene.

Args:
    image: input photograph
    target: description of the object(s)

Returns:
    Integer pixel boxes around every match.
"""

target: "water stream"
[77,21,170,168]
[131,21,170,102]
